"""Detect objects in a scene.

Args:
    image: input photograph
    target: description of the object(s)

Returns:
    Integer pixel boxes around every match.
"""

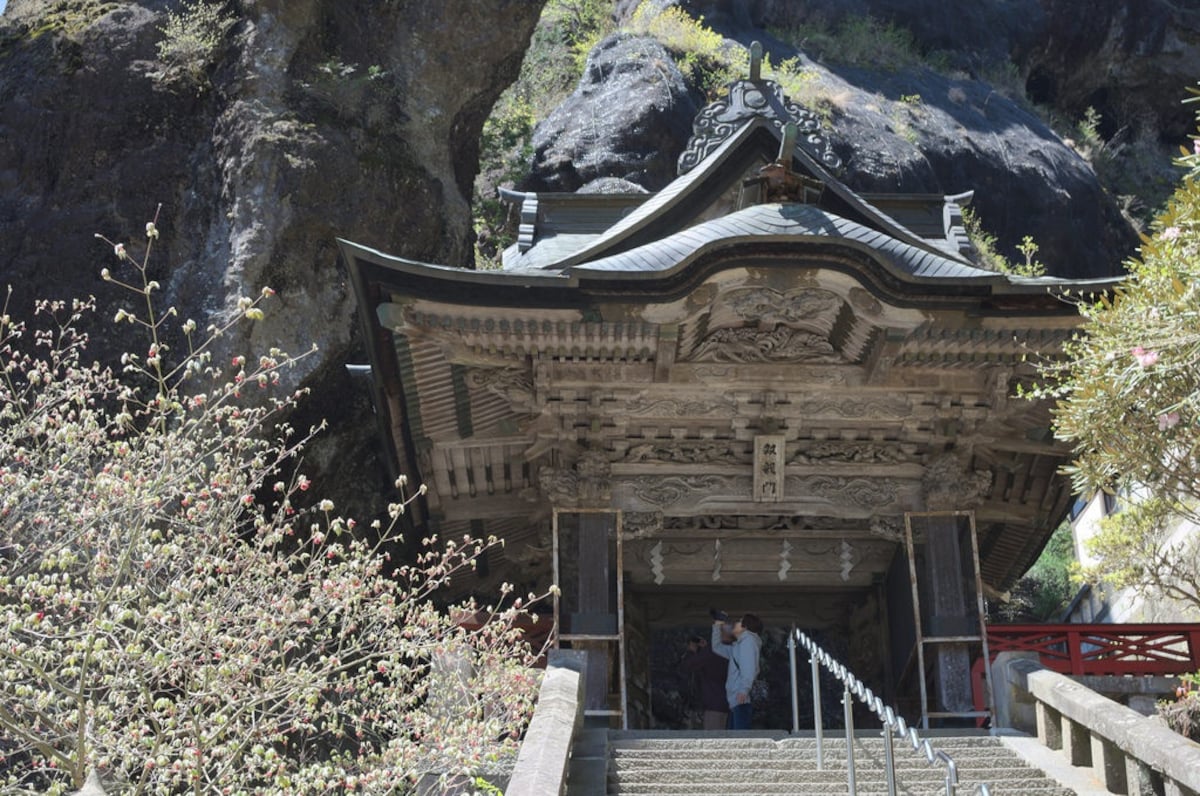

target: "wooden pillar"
[575,512,614,712]
[923,513,973,715]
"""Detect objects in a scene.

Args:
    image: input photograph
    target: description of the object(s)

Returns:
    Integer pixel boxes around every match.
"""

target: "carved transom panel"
[685,287,849,364]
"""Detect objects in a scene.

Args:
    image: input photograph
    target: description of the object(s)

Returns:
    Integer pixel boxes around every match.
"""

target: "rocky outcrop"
[529,3,1154,278]
[679,0,1200,142]
[0,0,544,515]
[524,33,702,193]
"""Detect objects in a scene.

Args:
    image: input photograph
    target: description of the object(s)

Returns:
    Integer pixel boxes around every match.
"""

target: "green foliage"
[21,0,122,40]
[546,0,617,76]
[960,207,1046,277]
[999,523,1077,621]
[1026,88,1200,612]
[1013,235,1047,277]
[771,15,920,72]
[474,95,537,267]
[626,2,743,97]
[154,0,234,87]
[472,0,614,267]
[0,214,547,792]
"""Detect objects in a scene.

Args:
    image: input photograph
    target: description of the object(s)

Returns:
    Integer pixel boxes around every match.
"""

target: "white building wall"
[1067,491,1200,623]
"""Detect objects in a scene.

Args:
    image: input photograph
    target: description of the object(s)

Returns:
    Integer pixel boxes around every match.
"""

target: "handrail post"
[844,680,856,796]
[810,641,824,770]
[883,723,896,796]
[944,756,958,796]
[788,628,800,735]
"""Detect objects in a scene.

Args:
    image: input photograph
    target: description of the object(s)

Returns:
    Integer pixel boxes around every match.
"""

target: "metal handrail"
[789,628,992,796]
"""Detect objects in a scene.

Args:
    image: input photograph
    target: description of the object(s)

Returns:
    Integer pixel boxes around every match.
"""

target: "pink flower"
[1162,226,1182,240]
[1158,411,1181,430]
[1132,346,1159,367]
[1194,139,1200,156]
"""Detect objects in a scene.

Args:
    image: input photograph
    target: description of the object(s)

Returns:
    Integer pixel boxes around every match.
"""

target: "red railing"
[972,623,1200,723]
[985,623,1200,676]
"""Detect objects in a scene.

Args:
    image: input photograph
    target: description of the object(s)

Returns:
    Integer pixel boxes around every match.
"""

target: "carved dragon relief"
[720,287,841,329]
[794,394,912,418]
[664,515,860,532]
[535,450,613,508]
[800,476,900,509]
[685,287,850,365]
[623,394,738,417]
[465,366,536,409]
[622,511,663,540]
[621,474,902,511]
[922,453,994,510]
[622,440,747,465]
[789,441,916,465]
[690,326,843,363]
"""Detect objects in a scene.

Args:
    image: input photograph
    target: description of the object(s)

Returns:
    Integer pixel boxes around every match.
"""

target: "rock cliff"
[0,0,544,514]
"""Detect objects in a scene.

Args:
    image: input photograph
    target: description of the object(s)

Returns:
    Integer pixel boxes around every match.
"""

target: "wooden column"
[922,513,974,715]
[575,512,614,712]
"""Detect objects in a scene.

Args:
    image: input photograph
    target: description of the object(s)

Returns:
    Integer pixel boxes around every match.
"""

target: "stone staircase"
[601,732,1078,795]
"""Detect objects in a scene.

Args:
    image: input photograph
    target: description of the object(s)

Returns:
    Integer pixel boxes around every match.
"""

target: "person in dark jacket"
[679,634,730,730]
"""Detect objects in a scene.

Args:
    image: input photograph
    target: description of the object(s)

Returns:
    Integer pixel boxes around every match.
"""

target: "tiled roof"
[569,202,997,282]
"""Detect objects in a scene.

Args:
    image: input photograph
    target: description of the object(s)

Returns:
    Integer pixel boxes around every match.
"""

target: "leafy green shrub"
[771,15,920,72]
[155,0,234,87]
[1024,89,1200,614]
[0,213,546,793]
[626,2,743,97]
[960,207,1046,277]
[472,0,614,267]
[997,523,1077,622]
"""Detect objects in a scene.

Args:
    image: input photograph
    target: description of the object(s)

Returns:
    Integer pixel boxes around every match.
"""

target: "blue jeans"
[729,703,752,729]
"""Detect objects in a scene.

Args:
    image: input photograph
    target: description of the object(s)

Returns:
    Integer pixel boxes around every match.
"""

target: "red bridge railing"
[972,623,1200,724]
[985,623,1200,676]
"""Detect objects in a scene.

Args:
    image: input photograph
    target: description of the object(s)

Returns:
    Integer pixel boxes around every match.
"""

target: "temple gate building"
[341,52,1115,729]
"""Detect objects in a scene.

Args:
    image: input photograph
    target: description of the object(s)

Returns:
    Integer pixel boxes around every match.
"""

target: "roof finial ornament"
[757,121,824,203]
[749,41,763,81]
[778,121,797,168]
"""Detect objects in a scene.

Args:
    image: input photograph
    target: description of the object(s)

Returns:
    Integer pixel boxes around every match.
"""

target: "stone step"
[607,784,1075,796]
[609,735,1005,751]
[611,762,1042,778]
[612,747,1025,762]
[604,734,1077,796]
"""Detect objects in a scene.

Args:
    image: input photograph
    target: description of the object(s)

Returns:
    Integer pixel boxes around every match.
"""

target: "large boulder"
[527,5,1144,277]
[523,32,702,192]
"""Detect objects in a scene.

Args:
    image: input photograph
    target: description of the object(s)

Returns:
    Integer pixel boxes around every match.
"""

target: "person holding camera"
[679,635,729,730]
[710,612,764,730]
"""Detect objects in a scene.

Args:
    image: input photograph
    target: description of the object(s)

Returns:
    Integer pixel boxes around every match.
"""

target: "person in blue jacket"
[711,612,764,729]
